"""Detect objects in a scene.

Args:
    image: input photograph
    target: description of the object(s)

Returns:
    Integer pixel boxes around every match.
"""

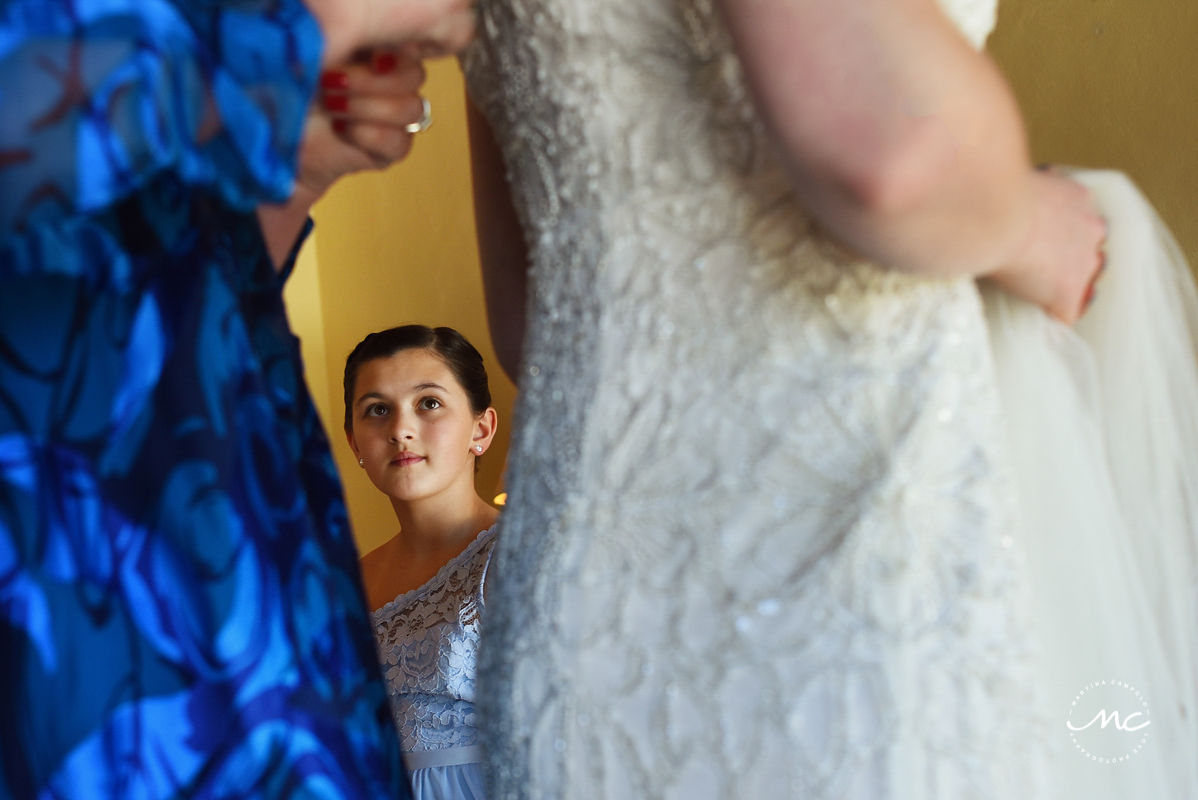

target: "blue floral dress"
[0,1,408,797]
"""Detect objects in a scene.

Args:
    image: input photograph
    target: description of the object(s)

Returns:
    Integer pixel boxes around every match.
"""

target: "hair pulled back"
[343,325,492,431]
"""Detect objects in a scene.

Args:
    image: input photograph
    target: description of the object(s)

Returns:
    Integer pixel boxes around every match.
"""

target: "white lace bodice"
[371,527,496,753]
[464,1,1045,797]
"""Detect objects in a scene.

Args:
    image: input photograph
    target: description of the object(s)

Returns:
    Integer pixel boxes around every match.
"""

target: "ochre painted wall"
[283,235,331,429]
[989,0,1198,267]
[287,6,1197,557]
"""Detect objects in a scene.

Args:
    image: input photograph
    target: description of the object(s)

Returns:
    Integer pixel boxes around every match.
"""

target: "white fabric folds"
[984,168,1198,797]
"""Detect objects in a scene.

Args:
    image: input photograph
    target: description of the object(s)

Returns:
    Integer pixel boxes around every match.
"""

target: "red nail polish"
[322,94,349,113]
[332,119,349,135]
[373,52,399,74]
[320,71,349,90]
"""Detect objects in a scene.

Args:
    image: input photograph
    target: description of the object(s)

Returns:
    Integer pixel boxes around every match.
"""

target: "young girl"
[344,325,499,800]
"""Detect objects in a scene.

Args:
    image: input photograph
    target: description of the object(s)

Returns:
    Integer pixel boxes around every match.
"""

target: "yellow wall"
[989,0,1198,268]
[286,7,1196,557]
[283,236,332,428]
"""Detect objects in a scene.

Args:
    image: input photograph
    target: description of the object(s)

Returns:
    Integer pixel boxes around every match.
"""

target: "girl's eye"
[365,403,388,417]
[418,397,442,411]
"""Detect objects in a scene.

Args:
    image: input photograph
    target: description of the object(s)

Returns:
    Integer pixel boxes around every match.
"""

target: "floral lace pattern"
[465,0,1044,797]
[372,527,498,753]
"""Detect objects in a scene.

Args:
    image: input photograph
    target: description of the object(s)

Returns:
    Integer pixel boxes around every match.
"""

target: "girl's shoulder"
[360,533,405,611]
[371,525,499,622]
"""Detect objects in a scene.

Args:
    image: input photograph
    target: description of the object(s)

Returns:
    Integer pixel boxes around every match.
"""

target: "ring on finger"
[405,98,432,134]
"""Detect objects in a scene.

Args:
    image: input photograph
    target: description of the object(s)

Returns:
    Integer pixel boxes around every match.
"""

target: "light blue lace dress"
[372,527,497,800]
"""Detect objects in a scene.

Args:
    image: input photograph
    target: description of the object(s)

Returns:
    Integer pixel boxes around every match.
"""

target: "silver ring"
[404,98,432,134]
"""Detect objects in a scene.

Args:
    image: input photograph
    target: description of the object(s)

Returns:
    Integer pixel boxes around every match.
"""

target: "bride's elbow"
[791,121,1025,277]
[834,120,953,222]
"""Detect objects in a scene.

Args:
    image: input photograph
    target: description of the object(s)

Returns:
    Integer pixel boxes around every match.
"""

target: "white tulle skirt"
[984,169,1198,797]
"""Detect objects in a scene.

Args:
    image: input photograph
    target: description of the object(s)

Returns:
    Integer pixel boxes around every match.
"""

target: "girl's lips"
[393,453,425,467]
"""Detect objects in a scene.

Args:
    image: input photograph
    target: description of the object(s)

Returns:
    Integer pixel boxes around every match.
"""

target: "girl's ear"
[471,407,498,454]
[345,427,359,458]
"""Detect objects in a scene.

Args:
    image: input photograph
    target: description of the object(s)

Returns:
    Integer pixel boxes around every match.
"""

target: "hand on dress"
[987,169,1107,325]
[306,0,477,68]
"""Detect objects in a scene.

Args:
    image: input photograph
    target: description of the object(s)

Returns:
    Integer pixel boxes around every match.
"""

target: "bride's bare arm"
[467,98,529,380]
[717,0,1039,278]
[717,0,1106,322]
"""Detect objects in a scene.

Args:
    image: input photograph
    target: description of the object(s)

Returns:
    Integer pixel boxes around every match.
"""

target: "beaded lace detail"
[371,527,497,753]
[464,1,1046,797]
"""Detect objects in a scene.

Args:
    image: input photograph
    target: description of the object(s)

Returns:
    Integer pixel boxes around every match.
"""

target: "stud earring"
[474,445,483,454]
[358,457,364,467]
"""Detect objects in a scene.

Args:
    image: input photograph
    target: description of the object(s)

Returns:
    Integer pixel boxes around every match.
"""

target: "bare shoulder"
[359,533,402,609]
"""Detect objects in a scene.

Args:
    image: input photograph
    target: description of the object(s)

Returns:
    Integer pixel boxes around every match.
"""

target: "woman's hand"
[295,51,429,202]
[986,170,1107,324]
[307,0,477,68]
[257,50,429,269]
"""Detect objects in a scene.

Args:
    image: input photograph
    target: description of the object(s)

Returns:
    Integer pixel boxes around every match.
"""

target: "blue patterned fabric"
[0,1,409,797]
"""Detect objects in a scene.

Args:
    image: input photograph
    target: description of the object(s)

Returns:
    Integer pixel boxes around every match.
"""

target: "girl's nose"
[389,414,415,443]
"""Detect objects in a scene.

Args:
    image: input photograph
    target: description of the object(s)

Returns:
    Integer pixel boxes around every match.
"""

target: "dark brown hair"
[342,325,491,431]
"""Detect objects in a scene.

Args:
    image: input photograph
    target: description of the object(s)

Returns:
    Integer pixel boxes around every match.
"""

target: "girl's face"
[346,348,494,505]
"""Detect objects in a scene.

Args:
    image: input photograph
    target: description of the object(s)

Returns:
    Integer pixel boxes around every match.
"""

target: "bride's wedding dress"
[463,1,1198,797]
[985,169,1198,798]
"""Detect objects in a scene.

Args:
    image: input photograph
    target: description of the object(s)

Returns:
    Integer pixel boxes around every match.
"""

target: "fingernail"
[332,119,348,135]
[320,71,349,90]
[322,94,349,112]
[373,52,399,74]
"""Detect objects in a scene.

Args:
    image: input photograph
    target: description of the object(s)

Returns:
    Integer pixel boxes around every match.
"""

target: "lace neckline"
[370,525,498,621]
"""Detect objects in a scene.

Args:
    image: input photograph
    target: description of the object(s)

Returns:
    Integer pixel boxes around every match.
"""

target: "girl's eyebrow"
[356,383,448,407]
[355,391,387,407]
